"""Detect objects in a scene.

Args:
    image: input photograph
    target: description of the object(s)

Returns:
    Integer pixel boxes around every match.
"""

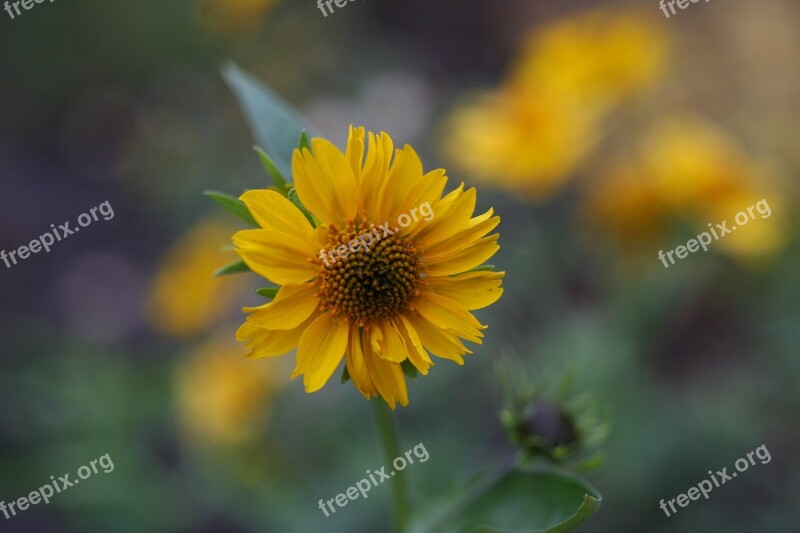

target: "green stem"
[371,400,411,533]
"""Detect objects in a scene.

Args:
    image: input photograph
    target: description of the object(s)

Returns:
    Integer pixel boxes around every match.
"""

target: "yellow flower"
[442,86,603,200]
[441,9,668,201]
[585,116,787,259]
[509,10,668,106]
[233,126,504,408]
[149,218,246,339]
[176,334,282,445]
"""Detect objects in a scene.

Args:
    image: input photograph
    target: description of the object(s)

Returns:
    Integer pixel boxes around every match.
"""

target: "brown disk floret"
[315,221,421,327]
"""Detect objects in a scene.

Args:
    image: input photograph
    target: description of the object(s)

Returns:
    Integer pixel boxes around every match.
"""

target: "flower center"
[316,221,421,326]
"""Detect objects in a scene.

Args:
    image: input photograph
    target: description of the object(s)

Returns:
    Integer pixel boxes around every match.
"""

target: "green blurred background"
[1,0,798,531]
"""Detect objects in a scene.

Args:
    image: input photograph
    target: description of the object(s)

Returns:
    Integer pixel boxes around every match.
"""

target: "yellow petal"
[369,323,383,355]
[414,291,486,344]
[396,315,432,375]
[375,320,408,363]
[411,184,472,246]
[364,341,408,409]
[395,169,448,234]
[239,189,314,238]
[240,283,319,331]
[404,311,469,364]
[293,139,358,225]
[423,209,500,259]
[345,326,377,399]
[239,312,318,358]
[345,125,366,178]
[426,271,505,310]
[359,132,394,221]
[379,145,424,221]
[424,234,500,277]
[233,228,318,285]
[294,314,349,393]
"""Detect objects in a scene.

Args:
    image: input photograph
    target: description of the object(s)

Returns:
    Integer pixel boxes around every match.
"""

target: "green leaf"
[299,130,311,151]
[414,466,601,533]
[341,366,351,384]
[256,287,279,299]
[204,190,258,226]
[213,260,251,277]
[288,188,317,227]
[222,62,309,178]
[254,147,291,195]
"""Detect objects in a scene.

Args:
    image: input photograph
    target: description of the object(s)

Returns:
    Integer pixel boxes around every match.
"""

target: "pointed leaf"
[288,188,317,227]
[222,62,310,178]
[256,287,279,299]
[299,130,311,151]
[213,260,251,277]
[204,190,258,227]
[254,146,291,195]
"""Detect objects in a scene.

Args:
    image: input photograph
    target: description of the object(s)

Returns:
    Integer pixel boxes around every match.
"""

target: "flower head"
[233,126,503,408]
[442,10,669,201]
[443,86,603,199]
[584,116,787,259]
[508,10,668,107]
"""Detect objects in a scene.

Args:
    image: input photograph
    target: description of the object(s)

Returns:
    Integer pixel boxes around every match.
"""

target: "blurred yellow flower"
[509,10,669,106]
[441,9,669,201]
[442,86,603,199]
[149,218,246,339]
[197,0,280,33]
[234,126,503,409]
[585,116,787,259]
[176,335,282,445]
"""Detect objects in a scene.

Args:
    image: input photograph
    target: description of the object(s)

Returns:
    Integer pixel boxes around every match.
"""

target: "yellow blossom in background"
[176,334,282,445]
[233,126,504,409]
[584,116,787,259]
[149,218,247,339]
[508,10,669,106]
[442,86,603,199]
[441,9,669,201]
[197,0,280,33]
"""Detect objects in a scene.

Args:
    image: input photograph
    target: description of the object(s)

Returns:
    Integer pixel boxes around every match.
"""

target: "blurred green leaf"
[401,360,419,380]
[222,61,309,178]
[341,366,351,384]
[416,467,601,533]
[299,130,311,151]
[213,260,251,277]
[204,190,258,226]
